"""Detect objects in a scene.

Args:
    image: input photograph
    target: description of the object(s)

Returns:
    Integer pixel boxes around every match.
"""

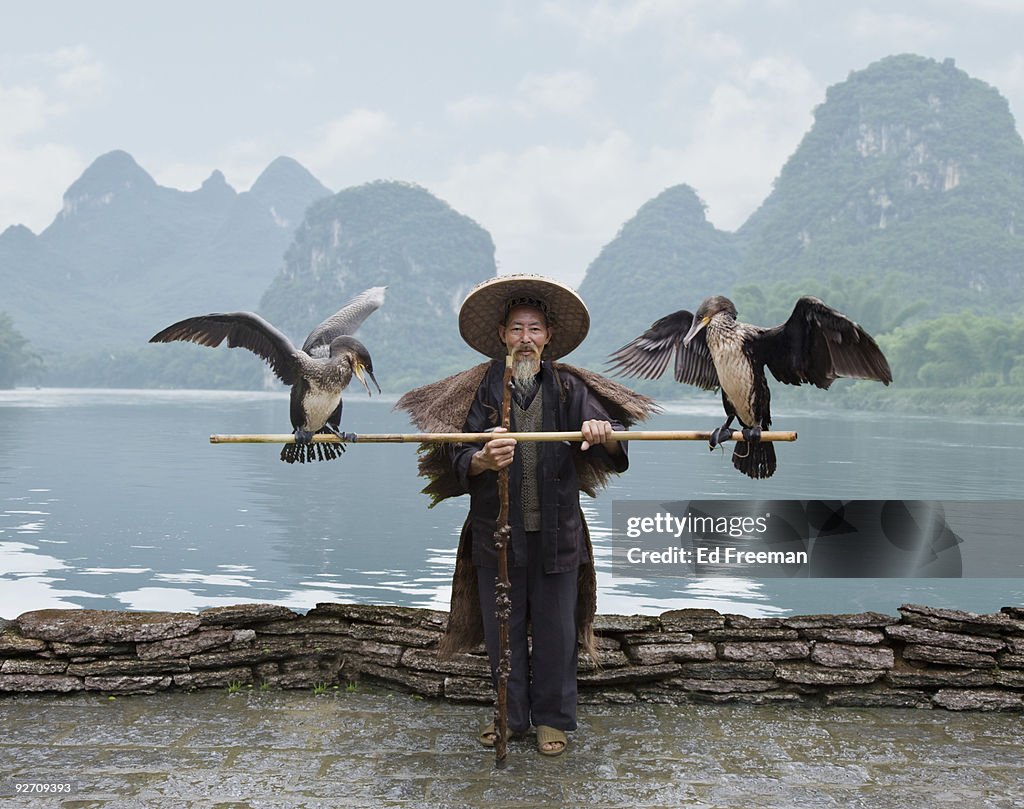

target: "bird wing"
[607,309,720,390]
[302,286,387,357]
[759,296,893,389]
[149,312,302,385]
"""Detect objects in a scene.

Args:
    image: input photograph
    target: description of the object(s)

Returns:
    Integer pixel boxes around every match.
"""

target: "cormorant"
[150,287,384,463]
[608,295,892,478]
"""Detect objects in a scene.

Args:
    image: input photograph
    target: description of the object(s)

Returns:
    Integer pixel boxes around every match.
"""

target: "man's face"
[498,305,552,372]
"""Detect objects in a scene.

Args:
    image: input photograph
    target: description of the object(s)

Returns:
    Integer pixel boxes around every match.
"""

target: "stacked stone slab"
[1,603,1022,711]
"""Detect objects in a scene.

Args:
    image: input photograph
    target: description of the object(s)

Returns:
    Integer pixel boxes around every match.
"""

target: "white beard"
[512,353,540,397]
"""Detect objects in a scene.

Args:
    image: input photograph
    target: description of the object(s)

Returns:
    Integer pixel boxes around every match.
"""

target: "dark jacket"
[449,360,628,574]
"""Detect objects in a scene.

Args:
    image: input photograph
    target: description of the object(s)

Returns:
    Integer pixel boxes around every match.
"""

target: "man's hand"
[469,427,517,475]
[581,419,620,454]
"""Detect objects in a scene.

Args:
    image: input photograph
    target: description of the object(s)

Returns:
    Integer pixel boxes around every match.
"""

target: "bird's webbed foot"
[709,425,734,450]
[741,426,762,443]
[293,429,314,444]
[322,424,357,444]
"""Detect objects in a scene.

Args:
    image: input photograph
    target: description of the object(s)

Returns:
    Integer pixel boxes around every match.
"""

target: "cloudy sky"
[3,0,1024,285]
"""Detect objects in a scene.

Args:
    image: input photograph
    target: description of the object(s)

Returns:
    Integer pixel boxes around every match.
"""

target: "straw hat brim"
[458,274,590,361]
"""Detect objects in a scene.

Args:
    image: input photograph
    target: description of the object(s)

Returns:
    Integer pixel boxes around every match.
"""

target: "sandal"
[536,725,567,757]
[479,721,527,747]
[478,721,497,747]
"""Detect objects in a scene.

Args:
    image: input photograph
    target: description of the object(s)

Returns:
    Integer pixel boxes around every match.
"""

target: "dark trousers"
[476,533,579,733]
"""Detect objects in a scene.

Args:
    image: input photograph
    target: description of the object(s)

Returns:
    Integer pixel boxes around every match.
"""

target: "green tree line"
[879,315,1024,388]
[0,312,42,388]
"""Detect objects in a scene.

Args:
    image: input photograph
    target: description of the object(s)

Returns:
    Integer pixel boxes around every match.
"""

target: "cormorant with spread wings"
[608,295,892,478]
[150,286,385,463]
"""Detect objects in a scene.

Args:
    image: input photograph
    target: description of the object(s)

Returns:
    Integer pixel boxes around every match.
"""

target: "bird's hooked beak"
[683,316,709,348]
[354,362,381,396]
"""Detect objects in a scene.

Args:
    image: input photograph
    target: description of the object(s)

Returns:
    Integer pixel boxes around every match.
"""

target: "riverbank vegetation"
[0,312,42,389]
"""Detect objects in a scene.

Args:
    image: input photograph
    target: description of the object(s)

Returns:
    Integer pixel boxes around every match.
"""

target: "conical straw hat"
[458,274,590,360]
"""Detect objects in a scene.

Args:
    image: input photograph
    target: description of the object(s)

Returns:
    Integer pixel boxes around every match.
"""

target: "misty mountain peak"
[0,223,37,246]
[197,169,237,201]
[61,150,157,218]
[249,157,331,201]
[634,185,710,227]
[245,156,332,229]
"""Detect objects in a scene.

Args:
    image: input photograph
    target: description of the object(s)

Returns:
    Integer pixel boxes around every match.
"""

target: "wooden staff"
[209,429,798,444]
[493,355,513,766]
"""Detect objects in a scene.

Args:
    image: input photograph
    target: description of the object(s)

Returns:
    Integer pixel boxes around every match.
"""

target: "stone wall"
[1,603,1022,711]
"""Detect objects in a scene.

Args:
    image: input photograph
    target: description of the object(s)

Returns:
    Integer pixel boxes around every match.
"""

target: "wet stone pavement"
[1,687,1022,808]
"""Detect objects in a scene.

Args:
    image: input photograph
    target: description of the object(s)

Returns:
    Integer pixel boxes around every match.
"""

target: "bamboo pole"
[209,429,798,444]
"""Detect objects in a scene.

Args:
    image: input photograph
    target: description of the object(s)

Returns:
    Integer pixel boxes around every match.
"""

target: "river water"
[1,388,1022,619]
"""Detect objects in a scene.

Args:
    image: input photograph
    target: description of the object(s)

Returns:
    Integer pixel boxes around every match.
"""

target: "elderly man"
[397,274,656,757]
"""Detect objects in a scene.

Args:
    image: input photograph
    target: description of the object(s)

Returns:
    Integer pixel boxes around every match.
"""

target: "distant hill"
[576,54,1024,378]
[259,181,497,388]
[0,150,331,383]
[575,184,740,369]
[574,54,1024,409]
[0,157,496,389]
[734,54,1024,314]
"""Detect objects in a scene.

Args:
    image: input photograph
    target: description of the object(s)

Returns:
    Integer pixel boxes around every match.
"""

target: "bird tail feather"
[280,439,347,464]
[732,441,776,479]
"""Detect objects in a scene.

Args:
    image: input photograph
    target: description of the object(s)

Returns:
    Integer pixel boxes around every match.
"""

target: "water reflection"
[0,540,99,614]
[0,389,1022,618]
